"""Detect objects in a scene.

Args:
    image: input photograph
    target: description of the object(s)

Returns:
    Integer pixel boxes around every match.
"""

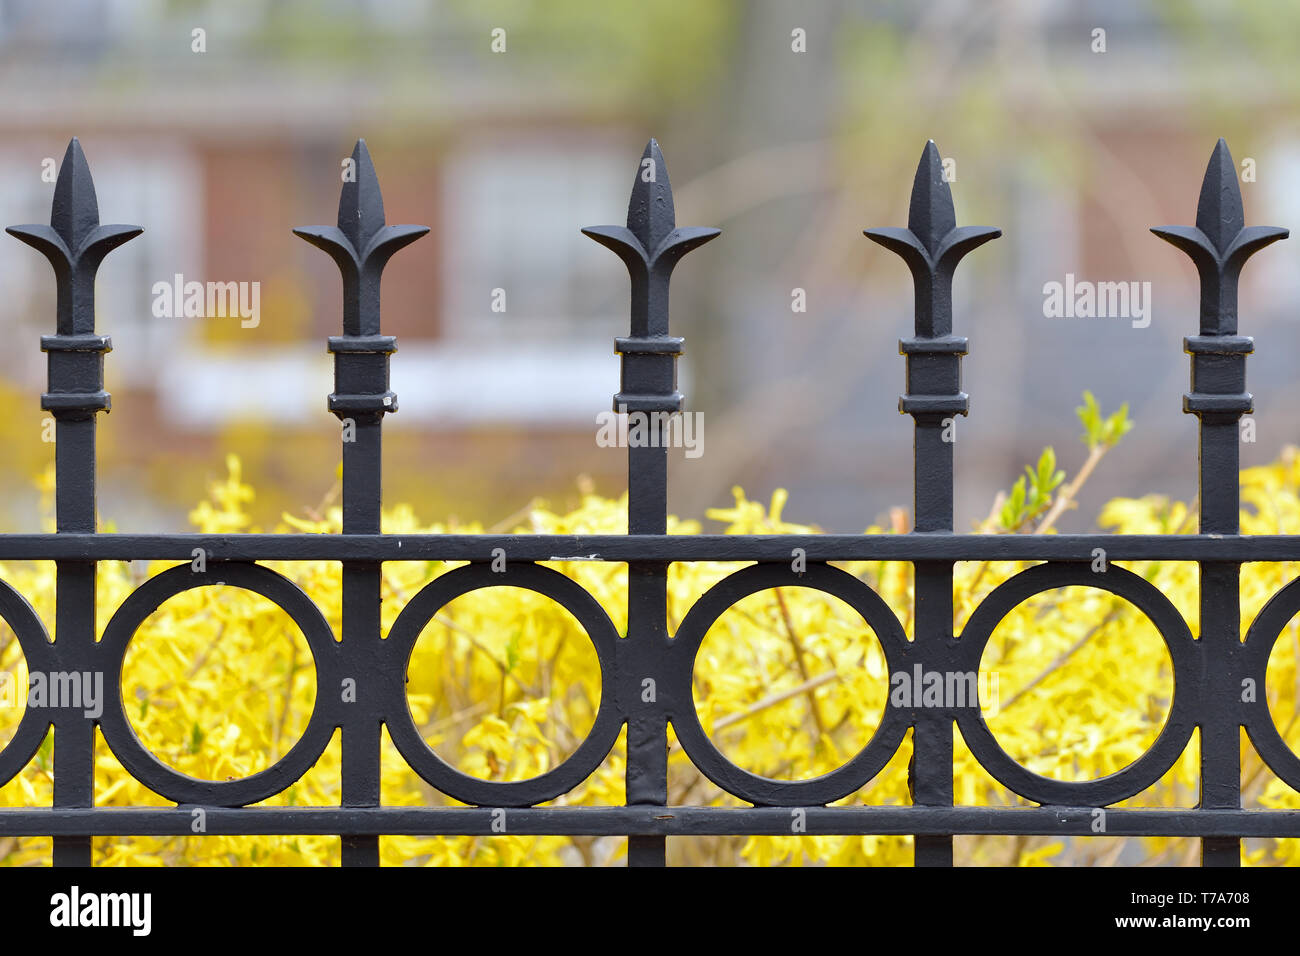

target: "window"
[441,137,630,342]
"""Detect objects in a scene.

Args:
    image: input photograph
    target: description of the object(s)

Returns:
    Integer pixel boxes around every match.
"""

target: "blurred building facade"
[0,0,1296,533]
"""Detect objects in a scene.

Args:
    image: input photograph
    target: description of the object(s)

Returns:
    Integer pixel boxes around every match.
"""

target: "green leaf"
[1076,391,1132,450]
[1000,476,1027,529]
[1037,447,1058,492]
[1104,402,1134,445]
[1076,391,1102,447]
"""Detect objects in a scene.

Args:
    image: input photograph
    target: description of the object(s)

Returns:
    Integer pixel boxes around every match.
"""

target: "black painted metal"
[295,139,428,867]
[1153,139,1288,866]
[7,139,141,866]
[584,139,718,866]
[0,136,1291,868]
[867,140,999,866]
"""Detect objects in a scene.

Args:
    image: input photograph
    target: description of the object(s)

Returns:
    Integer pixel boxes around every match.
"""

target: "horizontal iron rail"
[0,807,1296,838]
[0,533,1294,562]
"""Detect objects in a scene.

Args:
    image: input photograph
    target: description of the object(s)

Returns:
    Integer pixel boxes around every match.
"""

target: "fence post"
[7,138,142,866]
[295,140,427,867]
[867,141,999,866]
[1153,138,1287,867]
[584,140,718,866]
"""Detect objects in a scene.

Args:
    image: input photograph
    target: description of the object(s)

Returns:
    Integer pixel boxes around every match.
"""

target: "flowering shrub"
[0,396,1298,866]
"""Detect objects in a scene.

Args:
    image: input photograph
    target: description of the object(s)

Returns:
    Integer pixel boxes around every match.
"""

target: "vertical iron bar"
[296,140,427,867]
[8,138,141,867]
[585,140,718,867]
[339,422,384,867]
[868,141,998,867]
[1154,138,1286,868]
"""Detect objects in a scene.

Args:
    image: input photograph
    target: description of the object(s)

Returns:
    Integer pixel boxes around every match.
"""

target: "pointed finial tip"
[905,140,958,254]
[918,140,944,175]
[624,138,677,250]
[917,140,945,170]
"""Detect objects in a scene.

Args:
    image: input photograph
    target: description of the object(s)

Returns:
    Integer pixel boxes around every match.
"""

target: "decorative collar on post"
[583,139,720,416]
[294,139,428,419]
[8,138,142,418]
[1153,138,1287,421]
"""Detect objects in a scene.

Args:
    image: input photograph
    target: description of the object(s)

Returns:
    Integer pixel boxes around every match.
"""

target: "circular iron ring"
[954,562,1195,807]
[1241,575,1300,790]
[669,563,910,807]
[98,562,339,807]
[0,580,55,786]
[383,562,622,808]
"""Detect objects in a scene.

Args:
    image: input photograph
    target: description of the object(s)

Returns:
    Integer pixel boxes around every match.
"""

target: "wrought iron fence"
[0,133,1296,867]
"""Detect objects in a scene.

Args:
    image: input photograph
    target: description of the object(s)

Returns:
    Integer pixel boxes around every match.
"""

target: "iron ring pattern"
[383,562,624,807]
[953,562,1197,807]
[0,578,55,786]
[1242,576,1300,790]
[97,563,341,807]
[667,563,911,806]
[7,555,1300,821]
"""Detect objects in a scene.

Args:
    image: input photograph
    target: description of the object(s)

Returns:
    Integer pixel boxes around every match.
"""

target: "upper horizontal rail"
[0,533,1295,562]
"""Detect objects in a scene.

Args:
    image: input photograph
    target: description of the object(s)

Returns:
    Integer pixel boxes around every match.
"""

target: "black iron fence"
[0,134,1296,867]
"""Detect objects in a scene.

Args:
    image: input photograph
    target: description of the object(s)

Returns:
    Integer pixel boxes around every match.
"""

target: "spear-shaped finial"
[865,140,1000,338]
[583,139,720,339]
[8,138,143,336]
[294,139,428,339]
[1152,138,1287,335]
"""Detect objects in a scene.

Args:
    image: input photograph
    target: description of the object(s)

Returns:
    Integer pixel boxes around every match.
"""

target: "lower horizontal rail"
[0,533,1295,562]
[1,806,1298,838]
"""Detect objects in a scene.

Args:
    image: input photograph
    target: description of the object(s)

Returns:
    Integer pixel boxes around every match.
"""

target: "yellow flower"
[1,450,1298,865]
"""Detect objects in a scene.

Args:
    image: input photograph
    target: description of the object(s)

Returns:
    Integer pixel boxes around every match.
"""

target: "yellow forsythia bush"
[1,410,1299,866]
